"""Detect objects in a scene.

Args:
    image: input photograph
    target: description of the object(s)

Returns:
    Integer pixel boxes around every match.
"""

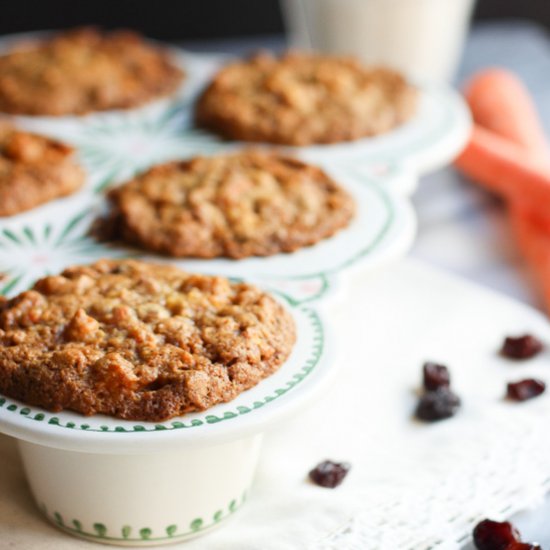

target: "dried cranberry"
[309,460,350,488]
[415,387,461,421]
[506,544,542,550]
[506,379,546,401]
[501,335,543,359]
[473,519,521,550]
[423,362,450,391]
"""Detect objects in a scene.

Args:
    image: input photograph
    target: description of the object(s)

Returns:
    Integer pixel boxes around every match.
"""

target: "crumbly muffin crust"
[0,124,85,216]
[0,28,184,116]
[0,259,296,421]
[101,150,355,258]
[196,51,418,146]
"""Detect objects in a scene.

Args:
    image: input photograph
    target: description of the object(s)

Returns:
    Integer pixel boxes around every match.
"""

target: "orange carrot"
[462,69,550,227]
[454,125,550,206]
[464,69,550,165]
[458,69,550,311]
[510,204,550,310]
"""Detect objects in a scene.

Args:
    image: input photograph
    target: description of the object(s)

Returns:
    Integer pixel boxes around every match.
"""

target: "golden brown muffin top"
[0,259,296,421]
[0,28,184,115]
[103,150,355,258]
[197,51,417,145]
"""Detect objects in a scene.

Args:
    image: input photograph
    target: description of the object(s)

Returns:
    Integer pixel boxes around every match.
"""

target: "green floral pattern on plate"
[41,492,247,543]
[75,101,225,192]
[0,210,125,296]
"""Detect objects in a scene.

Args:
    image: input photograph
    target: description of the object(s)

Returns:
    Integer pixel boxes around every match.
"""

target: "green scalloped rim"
[0,308,323,433]
[41,491,247,543]
[301,178,395,279]
[259,175,397,304]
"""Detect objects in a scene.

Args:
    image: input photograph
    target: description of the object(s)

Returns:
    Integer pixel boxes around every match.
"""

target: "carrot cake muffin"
[0,124,85,216]
[196,51,418,146]
[0,28,184,116]
[99,150,355,258]
[0,259,296,421]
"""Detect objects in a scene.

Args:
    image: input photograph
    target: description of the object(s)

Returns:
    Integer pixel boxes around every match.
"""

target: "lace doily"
[185,260,550,550]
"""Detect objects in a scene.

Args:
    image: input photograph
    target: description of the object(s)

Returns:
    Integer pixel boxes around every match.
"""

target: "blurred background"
[1,0,550,40]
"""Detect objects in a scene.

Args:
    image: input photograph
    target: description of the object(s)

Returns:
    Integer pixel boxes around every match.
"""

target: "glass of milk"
[281,0,476,83]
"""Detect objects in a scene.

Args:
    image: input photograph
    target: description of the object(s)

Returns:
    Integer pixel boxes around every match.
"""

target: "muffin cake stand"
[0,36,470,546]
[0,168,415,546]
[0,299,336,546]
[0,155,416,546]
